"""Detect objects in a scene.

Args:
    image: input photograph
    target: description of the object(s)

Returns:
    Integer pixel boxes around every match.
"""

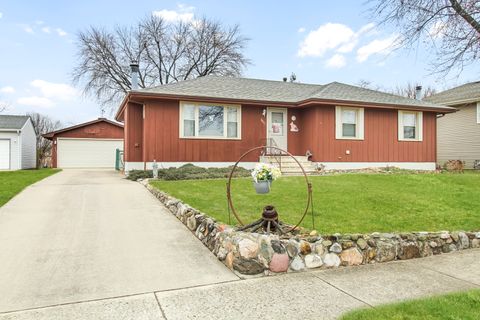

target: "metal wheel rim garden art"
[226,146,313,234]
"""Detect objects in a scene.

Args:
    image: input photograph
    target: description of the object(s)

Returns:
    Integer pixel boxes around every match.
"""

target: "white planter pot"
[254,180,271,194]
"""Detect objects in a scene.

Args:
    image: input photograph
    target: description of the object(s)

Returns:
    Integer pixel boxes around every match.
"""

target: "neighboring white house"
[0,115,37,170]
[425,81,480,169]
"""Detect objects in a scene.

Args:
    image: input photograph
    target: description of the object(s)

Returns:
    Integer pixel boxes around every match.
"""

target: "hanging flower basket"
[251,163,281,194]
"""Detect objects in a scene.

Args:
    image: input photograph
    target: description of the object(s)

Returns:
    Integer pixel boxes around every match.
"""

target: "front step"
[260,156,318,175]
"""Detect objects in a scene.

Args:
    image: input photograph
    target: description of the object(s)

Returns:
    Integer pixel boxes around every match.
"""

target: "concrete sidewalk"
[1,248,478,319]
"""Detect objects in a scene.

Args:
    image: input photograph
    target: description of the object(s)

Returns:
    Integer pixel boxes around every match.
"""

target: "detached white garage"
[0,115,36,170]
[43,118,124,169]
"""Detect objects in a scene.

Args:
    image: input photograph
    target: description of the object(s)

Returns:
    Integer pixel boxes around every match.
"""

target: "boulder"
[339,248,363,266]
[269,253,289,273]
[290,256,305,271]
[323,253,341,268]
[329,243,342,254]
[375,241,396,262]
[304,254,323,269]
[398,242,420,260]
[238,238,259,259]
[233,257,264,275]
[458,232,470,249]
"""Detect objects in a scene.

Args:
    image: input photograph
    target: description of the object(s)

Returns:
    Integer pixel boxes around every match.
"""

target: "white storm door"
[0,140,10,170]
[267,107,288,152]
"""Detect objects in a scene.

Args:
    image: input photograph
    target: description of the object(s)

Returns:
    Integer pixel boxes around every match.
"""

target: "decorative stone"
[398,242,420,260]
[258,238,274,267]
[475,232,480,239]
[365,248,376,262]
[233,257,264,275]
[290,256,305,271]
[286,240,299,258]
[309,230,318,236]
[419,242,433,257]
[471,239,480,248]
[186,215,197,231]
[339,248,363,266]
[356,238,368,250]
[323,253,341,268]
[225,252,234,269]
[314,243,325,256]
[458,232,470,249]
[375,241,396,263]
[299,241,312,255]
[304,254,323,269]
[341,240,355,249]
[329,243,342,254]
[351,234,360,241]
[429,241,438,248]
[238,239,259,259]
[271,240,286,254]
[451,232,459,242]
[322,240,332,247]
[440,232,450,240]
[442,243,457,253]
[269,253,289,273]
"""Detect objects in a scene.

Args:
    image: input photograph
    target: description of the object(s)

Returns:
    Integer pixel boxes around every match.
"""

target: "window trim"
[335,106,365,140]
[477,102,480,124]
[398,110,423,141]
[179,101,242,140]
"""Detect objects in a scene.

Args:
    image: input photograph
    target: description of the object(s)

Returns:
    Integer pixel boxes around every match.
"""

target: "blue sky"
[0,0,478,124]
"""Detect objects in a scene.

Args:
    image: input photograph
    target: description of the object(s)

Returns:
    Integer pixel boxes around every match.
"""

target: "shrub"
[126,164,251,181]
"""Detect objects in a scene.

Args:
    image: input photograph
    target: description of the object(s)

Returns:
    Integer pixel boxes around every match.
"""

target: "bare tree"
[73,15,250,109]
[27,112,62,168]
[393,82,437,99]
[369,0,480,75]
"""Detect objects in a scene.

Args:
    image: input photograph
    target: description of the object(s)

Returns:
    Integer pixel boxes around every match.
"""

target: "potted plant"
[251,163,281,194]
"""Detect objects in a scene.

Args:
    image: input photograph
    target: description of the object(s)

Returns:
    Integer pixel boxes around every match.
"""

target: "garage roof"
[43,118,123,140]
[0,115,30,130]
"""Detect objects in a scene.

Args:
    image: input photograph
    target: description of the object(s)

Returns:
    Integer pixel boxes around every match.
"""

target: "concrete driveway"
[0,170,238,314]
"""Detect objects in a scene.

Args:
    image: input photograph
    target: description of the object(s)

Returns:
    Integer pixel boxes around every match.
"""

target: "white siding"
[437,103,480,168]
[0,131,20,170]
[20,119,37,169]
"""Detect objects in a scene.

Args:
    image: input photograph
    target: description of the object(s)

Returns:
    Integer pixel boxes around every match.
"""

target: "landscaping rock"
[271,240,286,254]
[314,242,325,256]
[375,241,396,262]
[398,242,420,260]
[323,253,341,268]
[258,238,274,267]
[269,253,289,273]
[340,248,363,266]
[356,238,368,250]
[225,252,234,269]
[286,240,299,258]
[329,243,342,254]
[458,232,470,249]
[299,241,312,255]
[186,215,197,231]
[475,232,480,239]
[239,239,259,259]
[471,239,480,248]
[233,257,264,275]
[341,240,355,249]
[322,240,332,247]
[304,254,323,269]
[290,256,305,271]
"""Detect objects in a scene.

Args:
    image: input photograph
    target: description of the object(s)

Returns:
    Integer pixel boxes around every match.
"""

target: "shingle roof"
[0,115,30,130]
[133,75,453,111]
[424,81,480,105]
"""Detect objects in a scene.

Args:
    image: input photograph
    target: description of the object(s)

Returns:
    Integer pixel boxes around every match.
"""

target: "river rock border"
[144,181,480,276]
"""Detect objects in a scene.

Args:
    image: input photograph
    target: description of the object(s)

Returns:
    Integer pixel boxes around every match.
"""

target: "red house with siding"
[114,76,454,172]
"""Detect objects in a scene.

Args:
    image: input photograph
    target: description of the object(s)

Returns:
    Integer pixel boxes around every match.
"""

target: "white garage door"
[0,140,10,170]
[57,139,123,168]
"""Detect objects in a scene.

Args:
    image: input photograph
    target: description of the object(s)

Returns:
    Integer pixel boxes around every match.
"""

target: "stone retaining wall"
[145,182,480,276]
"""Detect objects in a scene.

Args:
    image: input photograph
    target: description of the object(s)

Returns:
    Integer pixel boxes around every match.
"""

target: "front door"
[267,107,287,152]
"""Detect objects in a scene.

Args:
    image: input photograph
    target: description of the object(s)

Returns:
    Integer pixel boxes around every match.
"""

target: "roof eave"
[425,97,480,106]
[44,118,124,138]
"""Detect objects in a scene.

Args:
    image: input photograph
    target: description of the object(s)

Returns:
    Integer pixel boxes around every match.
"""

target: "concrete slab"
[413,249,480,286]
[0,170,238,313]
[313,259,478,306]
[155,272,367,320]
[0,294,164,320]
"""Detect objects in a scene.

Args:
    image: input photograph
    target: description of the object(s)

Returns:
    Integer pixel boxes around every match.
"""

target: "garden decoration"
[226,145,314,235]
[251,163,281,194]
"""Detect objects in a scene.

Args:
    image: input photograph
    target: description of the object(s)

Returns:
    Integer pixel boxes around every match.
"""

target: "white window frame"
[398,110,423,141]
[477,102,480,124]
[335,106,364,140]
[179,101,242,140]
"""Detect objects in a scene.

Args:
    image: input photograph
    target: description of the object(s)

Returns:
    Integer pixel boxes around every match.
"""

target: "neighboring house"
[43,118,124,168]
[425,81,480,169]
[0,115,37,170]
[114,76,454,172]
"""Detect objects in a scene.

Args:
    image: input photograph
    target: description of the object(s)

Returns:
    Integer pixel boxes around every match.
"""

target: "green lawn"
[150,172,480,234]
[341,290,480,320]
[0,169,60,207]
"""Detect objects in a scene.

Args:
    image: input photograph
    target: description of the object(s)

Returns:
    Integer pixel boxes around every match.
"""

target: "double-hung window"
[398,110,423,141]
[180,102,241,139]
[335,106,364,140]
